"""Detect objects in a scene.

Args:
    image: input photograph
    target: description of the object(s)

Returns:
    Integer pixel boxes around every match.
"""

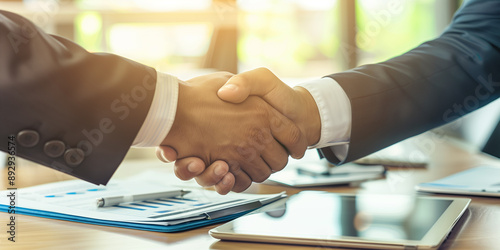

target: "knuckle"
[232,179,252,193]
[255,67,272,76]
[250,164,271,183]
[286,125,302,146]
[249,127,262,141]
[273,155,288,172]
[245,160,272,183]
[236,144,258,161]
[248,127,272,149]
[227,160,243,175]
[196,173,221,187]
[194,177,211,187]
[253,171,271,183]
[173,167,190,180]
[215,185,231,195]
[270,115,284,132]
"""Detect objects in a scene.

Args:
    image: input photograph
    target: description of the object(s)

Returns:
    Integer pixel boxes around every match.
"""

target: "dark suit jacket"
[320,0,500,164]
[0,11,156,185]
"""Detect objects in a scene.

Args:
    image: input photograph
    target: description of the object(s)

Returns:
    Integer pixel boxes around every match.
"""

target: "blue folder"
[0,179,286,232]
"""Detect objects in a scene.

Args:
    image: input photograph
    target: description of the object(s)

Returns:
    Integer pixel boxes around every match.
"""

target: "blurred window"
[356,0,437,65]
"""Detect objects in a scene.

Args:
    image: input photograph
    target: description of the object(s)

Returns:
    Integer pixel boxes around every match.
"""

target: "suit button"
[44,140,66,158]
[64,148,85,166]
[17,130,40,148]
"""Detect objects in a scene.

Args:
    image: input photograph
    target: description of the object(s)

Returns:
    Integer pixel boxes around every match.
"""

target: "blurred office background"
[1,0,499,162]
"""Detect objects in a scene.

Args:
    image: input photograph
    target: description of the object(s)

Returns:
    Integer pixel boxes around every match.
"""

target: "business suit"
[319,0,500,164]
[0,10,156,184]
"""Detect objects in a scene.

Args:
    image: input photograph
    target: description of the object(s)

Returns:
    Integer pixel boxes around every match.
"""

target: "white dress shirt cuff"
[298,77,352,160]
[132,71,179,147]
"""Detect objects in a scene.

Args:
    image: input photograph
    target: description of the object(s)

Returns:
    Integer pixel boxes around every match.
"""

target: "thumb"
[216,75,250,103]
[217,67,291,104]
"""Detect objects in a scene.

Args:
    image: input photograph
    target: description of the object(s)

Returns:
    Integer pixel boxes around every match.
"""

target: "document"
[416,165,500,197]
[0,174,286,232]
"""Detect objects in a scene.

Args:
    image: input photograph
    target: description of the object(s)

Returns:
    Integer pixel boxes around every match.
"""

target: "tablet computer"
[210,191,470,249]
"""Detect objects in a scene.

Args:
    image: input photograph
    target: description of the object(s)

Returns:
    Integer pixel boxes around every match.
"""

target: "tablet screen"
[230,191,453,242]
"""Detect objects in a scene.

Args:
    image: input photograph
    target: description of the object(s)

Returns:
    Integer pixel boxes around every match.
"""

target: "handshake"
[157,68,322,195]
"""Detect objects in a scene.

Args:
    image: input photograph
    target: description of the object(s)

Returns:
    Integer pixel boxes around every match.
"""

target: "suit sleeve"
[319,0,500,164]
[0,10,157,185]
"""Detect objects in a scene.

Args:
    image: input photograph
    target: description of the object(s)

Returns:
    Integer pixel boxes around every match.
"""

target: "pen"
[96,190,191,207]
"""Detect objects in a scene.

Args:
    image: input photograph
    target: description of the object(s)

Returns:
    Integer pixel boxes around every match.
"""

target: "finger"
[242,158,272,183]
[268,107,308,159]
[244,124,290,172]
[173,157,206,180]
[226,160,253,193]
[156,146,178,162]
[214,173,235,195]
[234,143,273,183]
[194,160,230,187]
[260,139,289,173]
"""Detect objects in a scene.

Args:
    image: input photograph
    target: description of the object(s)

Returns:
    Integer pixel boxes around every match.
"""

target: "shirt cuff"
[298,77,352,160]
[132,71,179,147]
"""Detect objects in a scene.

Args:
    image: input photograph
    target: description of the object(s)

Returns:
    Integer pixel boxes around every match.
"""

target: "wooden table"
[1,139,500,250]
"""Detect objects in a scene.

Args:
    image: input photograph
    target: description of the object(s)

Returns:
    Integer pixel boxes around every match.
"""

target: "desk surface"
[2,140,500,250]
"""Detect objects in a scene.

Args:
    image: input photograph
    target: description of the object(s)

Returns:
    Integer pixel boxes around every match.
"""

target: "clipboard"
[0,178,286,232]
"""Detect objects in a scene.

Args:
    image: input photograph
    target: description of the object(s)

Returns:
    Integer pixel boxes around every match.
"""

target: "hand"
[156,146,235,194]
[160,72,308,193]
[218,68,321,145]
[158,69,321,194]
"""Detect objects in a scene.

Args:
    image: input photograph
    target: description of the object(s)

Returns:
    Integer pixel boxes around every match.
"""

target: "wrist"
[162,81,193,145]
[294,86,321,146]
[134,71,179,147]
